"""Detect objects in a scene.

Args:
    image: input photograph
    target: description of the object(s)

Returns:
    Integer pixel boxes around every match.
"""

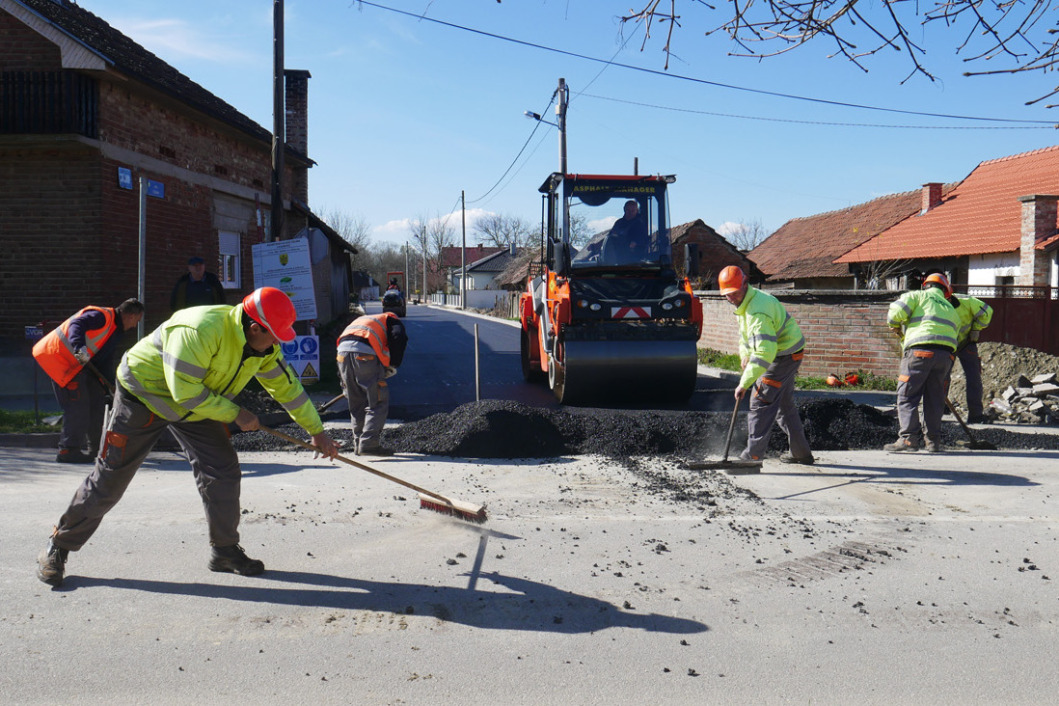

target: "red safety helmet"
[718,266,748,295]
[242,287,297,342]
[921,272,952,298]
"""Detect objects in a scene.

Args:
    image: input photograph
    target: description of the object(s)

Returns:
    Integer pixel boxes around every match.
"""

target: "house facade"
[0,0,352,351]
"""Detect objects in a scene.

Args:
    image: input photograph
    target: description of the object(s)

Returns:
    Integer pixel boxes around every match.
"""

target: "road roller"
[519,172,703,404]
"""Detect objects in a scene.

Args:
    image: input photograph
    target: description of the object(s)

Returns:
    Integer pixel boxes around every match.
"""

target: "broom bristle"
[418,494,488,524]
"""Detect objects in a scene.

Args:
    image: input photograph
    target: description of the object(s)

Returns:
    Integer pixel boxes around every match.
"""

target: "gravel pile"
[949,342,1059,422]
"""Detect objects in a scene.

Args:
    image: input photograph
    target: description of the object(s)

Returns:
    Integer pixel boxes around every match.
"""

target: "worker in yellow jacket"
[719,266,813,465]
[37,287,339,587]
[948,292,993,423]
[884,273,959,453]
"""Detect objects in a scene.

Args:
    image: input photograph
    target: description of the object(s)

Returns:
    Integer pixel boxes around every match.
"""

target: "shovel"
[686,393,763,474]
[944,396,997,451]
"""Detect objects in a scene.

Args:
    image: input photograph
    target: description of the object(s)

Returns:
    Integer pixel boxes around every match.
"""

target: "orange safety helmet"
[718,266,748,295]
[242,287,298,342]
[921,272,952,298]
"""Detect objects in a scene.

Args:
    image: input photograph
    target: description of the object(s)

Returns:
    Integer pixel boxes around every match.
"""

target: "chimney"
[920,182,943,215]
[1017,194,1059,287]
[284,69,311,205]
[509,243,517,256]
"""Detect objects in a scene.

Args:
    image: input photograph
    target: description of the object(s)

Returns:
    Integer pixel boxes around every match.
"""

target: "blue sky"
[82,0,1058,246]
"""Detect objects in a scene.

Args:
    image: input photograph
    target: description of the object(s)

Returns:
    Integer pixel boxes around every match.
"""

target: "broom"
[259,425,487,523]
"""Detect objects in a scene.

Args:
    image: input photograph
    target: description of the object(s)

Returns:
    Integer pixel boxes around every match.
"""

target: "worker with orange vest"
[36,287,340,588]
[719,266,814,466]
[32,299,144,464]
[336,312,408,456]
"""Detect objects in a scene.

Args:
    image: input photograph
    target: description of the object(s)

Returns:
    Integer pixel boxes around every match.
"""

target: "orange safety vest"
[32,306,117,388]
[337,313,396,367]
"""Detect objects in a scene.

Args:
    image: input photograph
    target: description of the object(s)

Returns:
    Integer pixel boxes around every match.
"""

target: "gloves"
[969,330,980,342]
[890,327,904,340]
[74,348,91,365]
[384,366,398,379]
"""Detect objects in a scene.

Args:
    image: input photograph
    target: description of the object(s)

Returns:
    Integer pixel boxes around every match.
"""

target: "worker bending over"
[719,266,814,465]
[336,312,408,456]
[37,287,339,587]
[884,273,959,453]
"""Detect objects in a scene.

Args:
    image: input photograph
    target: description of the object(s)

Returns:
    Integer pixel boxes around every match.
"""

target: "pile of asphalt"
[232,398,1059,459]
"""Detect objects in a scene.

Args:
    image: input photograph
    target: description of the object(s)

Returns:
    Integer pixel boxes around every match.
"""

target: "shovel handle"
[722,393,742,462]
[258,424,454,505]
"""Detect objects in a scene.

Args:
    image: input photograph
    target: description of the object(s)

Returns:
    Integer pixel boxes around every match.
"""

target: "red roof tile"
[838,145,1059,263]
[750,190,929,280]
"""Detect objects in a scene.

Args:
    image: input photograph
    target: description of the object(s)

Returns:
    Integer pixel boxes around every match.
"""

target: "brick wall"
[698,289,903,379]
[0,12,61,70]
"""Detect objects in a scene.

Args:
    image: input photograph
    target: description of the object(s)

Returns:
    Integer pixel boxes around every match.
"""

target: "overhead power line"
[353,1,1056,126]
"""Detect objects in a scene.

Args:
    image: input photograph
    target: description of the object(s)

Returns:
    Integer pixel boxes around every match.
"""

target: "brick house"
[0,0,354,352]
[837,147,1059,292]
[668,219,759,290]
[748,187,954,289]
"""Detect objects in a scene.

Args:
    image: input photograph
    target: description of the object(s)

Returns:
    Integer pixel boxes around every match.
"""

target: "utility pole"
[269,0,284,242]
[557,77,568,176]
[461,190,466,309]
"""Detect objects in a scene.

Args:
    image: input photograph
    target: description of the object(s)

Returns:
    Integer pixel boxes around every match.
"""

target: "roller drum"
[558,338,697,404]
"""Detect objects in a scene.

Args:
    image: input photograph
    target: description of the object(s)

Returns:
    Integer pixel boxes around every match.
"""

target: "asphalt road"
[6,431,1059,704]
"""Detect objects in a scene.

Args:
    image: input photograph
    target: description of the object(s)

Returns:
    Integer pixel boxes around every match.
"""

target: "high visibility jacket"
[117,303,323,434]
[32,306,117,388]
[951,294,993,347]
[337,313,398,367]
[735,287,805,390]
[887,288,959,351]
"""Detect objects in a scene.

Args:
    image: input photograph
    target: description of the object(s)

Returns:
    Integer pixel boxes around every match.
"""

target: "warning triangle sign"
[300,362,319,384]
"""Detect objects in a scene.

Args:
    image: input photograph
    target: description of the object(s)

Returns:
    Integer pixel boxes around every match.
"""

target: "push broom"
[259,425,488,523]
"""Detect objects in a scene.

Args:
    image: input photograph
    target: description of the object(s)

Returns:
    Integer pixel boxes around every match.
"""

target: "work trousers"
[51,389,243,551]
[954,343,984,418]
[896,345,955,444]
[53,369,107,453]
[337,352,389,449]
[741,353,812,461]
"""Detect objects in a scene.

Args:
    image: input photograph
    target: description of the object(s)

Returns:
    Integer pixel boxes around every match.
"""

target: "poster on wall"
[251,239,317,321]
[281,335,320,386]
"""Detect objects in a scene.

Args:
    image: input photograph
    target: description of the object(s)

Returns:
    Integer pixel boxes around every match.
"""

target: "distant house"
[749,188,953,289]
[837,147,1059,291]
[668,219,760,290]
[454,245,524,292]
[0,0,353,347]
[439,244,506,293]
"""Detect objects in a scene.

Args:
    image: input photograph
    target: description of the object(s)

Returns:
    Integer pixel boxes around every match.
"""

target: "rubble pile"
[949,342,1059,424]
[988,372,1059,425]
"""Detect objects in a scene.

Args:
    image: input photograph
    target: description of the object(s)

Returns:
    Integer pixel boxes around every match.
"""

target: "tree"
[619,1,1059,104]
[473,213,535,248]
[722,218,769,251]
[427,213,456,293]
[318,208,372,269]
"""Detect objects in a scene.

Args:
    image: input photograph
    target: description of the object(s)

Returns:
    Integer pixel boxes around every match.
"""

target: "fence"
[961,285,1057,354]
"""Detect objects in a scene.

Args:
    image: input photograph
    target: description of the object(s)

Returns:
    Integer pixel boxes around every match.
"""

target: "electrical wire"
[352,0,1056,126]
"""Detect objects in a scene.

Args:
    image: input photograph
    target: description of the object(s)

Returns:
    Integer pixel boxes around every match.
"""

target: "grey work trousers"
[741,352,812,461]
[954,343,984,418]
[53,369,107,453]
[896,346,955,444]
[337,352,389,448]
[51,390,243,551]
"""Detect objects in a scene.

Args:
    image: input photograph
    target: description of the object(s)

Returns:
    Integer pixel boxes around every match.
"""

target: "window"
[218,231,241,289]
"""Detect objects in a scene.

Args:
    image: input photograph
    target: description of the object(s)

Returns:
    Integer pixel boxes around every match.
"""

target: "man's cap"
[188,256,205,265]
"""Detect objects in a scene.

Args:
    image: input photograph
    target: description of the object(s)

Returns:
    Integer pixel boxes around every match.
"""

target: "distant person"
[35,287,339,587]
[32,299,144,463]
[718,266,813,465]
[884,273,959,453]
[387,278,401,292]
[947,289,993,423]
[170,256,225,311]
[336,312,408,456]
[605,200,648,260]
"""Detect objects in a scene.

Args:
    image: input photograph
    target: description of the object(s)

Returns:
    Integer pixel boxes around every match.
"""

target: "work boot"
[925,439,942,453]
[779,453,815,465]
[883,438,921,453]
[56,448,94,464]
[208,544,265,576]
[358,443,394,457]
[37,540,69,587]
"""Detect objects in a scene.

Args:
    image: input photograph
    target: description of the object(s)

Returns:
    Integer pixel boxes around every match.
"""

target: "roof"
[465,248,521,274]
[440,245,505,268]
[13,0,297,155]
[839,146,1059,263]
[750,189,933,281]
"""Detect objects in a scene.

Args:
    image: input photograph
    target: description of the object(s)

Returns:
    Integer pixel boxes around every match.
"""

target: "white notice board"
[251,239,318,321]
